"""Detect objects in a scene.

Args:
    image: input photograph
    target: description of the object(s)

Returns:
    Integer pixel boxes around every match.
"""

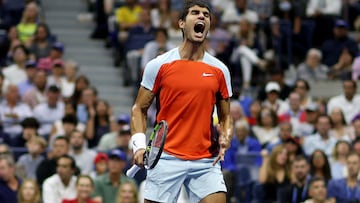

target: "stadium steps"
[41,0,134,116]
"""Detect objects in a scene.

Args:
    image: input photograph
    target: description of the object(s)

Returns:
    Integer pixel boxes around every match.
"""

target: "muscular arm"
[214,98,233,164]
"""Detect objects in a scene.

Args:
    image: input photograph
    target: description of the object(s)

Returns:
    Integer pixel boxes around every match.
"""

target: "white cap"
[265,82,281,93]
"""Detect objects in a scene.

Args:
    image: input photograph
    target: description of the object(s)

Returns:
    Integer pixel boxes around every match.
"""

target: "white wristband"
[131,133,146,154]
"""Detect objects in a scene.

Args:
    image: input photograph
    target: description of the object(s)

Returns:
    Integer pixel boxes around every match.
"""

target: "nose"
[198,12,205,20]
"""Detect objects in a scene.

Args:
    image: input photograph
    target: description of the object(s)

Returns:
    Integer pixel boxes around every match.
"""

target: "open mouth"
[194,22,205,34]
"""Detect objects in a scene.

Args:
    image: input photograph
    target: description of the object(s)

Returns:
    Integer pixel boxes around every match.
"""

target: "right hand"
[134,149,146,168]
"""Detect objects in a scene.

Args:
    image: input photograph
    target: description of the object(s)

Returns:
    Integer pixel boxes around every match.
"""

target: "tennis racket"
[126,120,168,177]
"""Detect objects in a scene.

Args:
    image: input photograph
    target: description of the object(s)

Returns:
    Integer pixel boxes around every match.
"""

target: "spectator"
[298,103,320,137]
[62,175,99,203]
[47,59,65,88]
[61,60,78,99]
[353,138,360,156]
[328,107,353,141]
[16,2,39,44]
[303,177,334,203]
[33,85,65,137]
[17,60,37,96]
[229,100,247,123]
[0,84,33,138]
[42,154,77,203]
[2,44,29,85]
[115,125,132,154]
[12,117,39,147]
[92,149,135,203]
[16,136,46,180]
[279,92,307,133]
[258,145,291,202]
[86,99,116,148]
[296,48,329,82]
[36,136,69,186]
[252,107,280,147]
[322,20,359,79]
[76,86,98,124]
[97,114,130,152]
[278,155,311,203]
[0,154,21,203]
[330,140,351,180]
[266,121,293,152]
[309,149,332,183]
[28,23,53,60]
[351,114,360,139]
[0,26,20,66]
[327,80,360,124]
[69,130,97,175]
[261,81,288,115]
[37,41,65,72]
[89,153,108,179]
[303,115,337,157]
[17,178,41,203]
[22,69,48,109]
[293,79,313,110]
[70,75,90,106]
[150,0,171,29]
[327,152,360,202]
[247,100,261,126]
[115,181,139,203]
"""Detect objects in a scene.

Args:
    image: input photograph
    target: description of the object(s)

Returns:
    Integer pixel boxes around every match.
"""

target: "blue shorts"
[143,152,227,202]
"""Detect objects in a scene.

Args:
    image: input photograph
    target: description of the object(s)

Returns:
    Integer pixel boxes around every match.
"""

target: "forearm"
[85,117,95,139]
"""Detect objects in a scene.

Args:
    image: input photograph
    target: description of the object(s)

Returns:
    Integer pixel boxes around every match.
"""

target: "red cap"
[94,153,108,164]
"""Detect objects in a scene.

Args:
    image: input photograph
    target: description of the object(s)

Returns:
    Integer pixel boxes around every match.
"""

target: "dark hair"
[0,72,4,79]
[57,154,77,170]
[47,85,60,93]
[62,114,78,125]
[54,136,69,144]
[257,107,279,127]
[179,0,211,21]
[12,44,30,56]
[34,23,51,41]
[155,27,168,39]
[308,176,326,188]
[343,79,357,89]
[293,155,308,164]
[309,149,332,182]
[295,79,310,91]
[21,117,40,129]
[316,114,333,127]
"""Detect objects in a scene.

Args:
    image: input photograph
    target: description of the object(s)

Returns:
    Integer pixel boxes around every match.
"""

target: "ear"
[178,19,185,29]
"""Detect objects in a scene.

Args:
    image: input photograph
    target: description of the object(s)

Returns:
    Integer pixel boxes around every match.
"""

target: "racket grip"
[126,165,141,177]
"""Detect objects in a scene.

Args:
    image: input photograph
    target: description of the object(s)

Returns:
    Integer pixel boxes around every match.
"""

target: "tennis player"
[130,0,233,202]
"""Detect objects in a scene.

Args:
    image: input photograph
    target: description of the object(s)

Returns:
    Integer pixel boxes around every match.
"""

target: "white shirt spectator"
[141,41,175,68]
[327,94,360,124]
[0,101,33,136]
[42,174,77,203]
[306,0,342,16]
[69,148,97,175]
[252,126,280,145]
[2,64,27,85]
[33,101,65,136]
[60,78,75,98]
[303,133,337,157]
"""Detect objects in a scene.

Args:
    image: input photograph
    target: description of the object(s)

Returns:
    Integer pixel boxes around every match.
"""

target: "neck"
[61,177,71,186]
[73,148,83,154]
[179,41,206,61]
[110,172,120,183]
[77,197,88,203]
[296,177,307,187]
[347,176,358,186]
[345,95,353,101]
[31,153,39,159]
[319,133,329,140]
[16,61,25,68]
[337,155,347,164]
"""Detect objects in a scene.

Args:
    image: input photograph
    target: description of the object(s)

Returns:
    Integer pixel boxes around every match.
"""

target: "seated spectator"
[16,136,46,180]
[258,145,291,202]
[69,130,97,175]
[61,60,78,99]
[16,2,39,44]
[351,114,360,139]
[303,177,334,203]
[298,103,320,137]
[28,23,54,60]
[22,69,47,109]
[42,154,77,203]
[97,114,130,152]
[17,178,41,203]
[278,155,311,203]
[229,100,248,123]
[247,100,261,126]
[327,152,360,202]
[86,99,116,148]
[330,140,351,180]
[297,48,329,82]
[261,81,288,115]
[0,154,21,203]
[115,181,139,203]
[279,92,307,133]
[36,136,69,186]
[47,59,65,88]
[92,149,135,203]
[293,79,313,110]
[266,121,293,152]
[0,26,19,67]
[327,80,360,124]
[33,85,64,137]
[76,86,98,124]
[309,149,332,184]
[2,44,29,85]
[0,85,33,138]
[230,18,266,89]
[328,107,353,141]
[252,107,280,147]
[167,10,183,46]
[303,115,337,157]
[62,175,99,203]
[90,153,108,180]
[17,60,37,97]
[150,0,171,29]
[11,117,39,147]
[322,20,359,79]
[70,75,90,106]
[37,41,65,72]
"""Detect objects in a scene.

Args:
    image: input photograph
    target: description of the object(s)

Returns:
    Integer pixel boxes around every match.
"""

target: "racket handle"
[126,165,141,177]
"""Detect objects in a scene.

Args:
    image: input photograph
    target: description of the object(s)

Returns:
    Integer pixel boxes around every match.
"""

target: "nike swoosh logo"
[202,73,213,77]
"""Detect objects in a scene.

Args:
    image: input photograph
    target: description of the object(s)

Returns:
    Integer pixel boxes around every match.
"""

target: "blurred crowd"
[1,0,360,203]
